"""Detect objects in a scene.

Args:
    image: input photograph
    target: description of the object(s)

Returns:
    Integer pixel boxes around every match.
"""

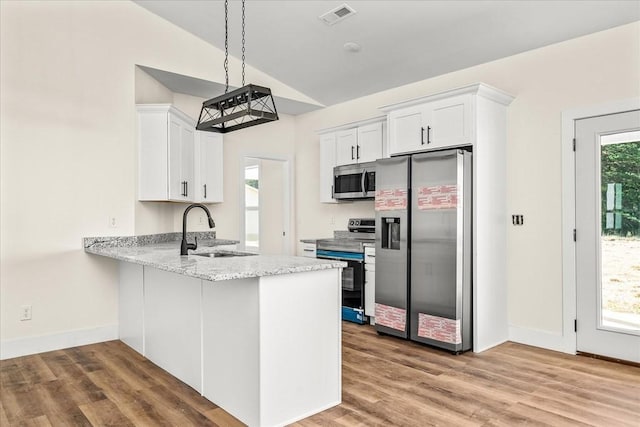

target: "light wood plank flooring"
[2,322,638,426]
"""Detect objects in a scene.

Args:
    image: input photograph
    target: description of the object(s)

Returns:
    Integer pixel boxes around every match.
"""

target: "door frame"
[238,152,294,255]
[561,97,640,355]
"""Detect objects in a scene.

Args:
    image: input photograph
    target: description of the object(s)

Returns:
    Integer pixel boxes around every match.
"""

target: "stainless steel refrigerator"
[374,149,472,353]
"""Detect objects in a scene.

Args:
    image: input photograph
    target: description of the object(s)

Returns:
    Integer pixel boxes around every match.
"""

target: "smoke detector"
[319,3,357,26]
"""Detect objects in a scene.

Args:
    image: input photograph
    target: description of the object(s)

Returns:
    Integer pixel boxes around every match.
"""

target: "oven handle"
[317,255,363,263]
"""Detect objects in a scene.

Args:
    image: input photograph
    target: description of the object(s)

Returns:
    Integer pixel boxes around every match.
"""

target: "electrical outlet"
[512,214,524,226]
[20,305,32,321]
[108,216,117,228]
[199,214,204,225]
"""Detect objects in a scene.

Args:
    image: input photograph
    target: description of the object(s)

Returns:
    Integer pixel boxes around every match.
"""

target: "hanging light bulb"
[196,0,279,133]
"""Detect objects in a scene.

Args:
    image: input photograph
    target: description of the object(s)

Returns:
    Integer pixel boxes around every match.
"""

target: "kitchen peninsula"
[84,232,345,427]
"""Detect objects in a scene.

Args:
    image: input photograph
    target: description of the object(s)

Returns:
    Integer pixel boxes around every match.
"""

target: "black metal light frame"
[196,84,279,133]
[196,0,278,134]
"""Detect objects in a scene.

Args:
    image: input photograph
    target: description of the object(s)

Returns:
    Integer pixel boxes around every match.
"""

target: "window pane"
[600,132,640,332]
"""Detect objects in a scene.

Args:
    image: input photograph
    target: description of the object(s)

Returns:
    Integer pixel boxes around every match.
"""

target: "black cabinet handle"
[351,146,355,160]
[421,127,425,145]
[426,126,431,144]
[185,181,188,197]
[203,184,207,199]
[356,145,360,159]
[181,181,186,197]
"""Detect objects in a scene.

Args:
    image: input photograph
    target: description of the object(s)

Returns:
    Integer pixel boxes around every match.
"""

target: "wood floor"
[2,322,639,426]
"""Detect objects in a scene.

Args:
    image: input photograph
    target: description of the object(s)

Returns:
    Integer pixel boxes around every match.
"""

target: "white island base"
[119,262,342,427]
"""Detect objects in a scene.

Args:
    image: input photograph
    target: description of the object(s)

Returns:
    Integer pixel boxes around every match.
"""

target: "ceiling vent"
[319,3,357,26]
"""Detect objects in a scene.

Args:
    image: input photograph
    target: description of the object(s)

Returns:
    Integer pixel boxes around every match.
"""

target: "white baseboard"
[508,325,572,354]
[0,324,118,360]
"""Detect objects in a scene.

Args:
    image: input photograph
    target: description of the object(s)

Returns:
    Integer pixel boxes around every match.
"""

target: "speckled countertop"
[84,232,346,282]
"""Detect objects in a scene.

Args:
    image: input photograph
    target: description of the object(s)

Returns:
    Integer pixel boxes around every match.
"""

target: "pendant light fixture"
[196,0,279,133]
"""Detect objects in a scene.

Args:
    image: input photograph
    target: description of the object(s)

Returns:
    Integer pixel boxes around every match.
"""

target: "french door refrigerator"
[374,149,472,353]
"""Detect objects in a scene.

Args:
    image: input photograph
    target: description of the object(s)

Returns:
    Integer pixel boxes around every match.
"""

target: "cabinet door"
[198,132,224,203]
[357,122,383,163]
[181,125,195,200]
[388,105,428,155]
[144,267,202,393]
[319,133,337,203]
[335,128,358,166]
[168,116,185,200]
[425,94,473,149]
[168,113,195,202]
[300,242,317,258]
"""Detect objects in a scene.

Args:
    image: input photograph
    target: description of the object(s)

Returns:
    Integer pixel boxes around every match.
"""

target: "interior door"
[575,110,640,363]
[259,159,287,255]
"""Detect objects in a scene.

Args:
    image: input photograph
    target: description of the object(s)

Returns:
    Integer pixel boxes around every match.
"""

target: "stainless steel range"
[316,218,375,324]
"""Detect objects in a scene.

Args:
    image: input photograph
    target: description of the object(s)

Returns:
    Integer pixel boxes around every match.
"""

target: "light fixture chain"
[241,0,246,87]
[224,0,229,93]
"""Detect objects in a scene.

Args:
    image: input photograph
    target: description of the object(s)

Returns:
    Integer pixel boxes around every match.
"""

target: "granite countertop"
[84,232,346,282]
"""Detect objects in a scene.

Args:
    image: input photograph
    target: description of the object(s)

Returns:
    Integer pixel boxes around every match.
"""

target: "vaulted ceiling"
[135,0,640,109]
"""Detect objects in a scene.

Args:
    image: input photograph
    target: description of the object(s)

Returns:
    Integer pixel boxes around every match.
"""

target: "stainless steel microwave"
[333,161,376,200]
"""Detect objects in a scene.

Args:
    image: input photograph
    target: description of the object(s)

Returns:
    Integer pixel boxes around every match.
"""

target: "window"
[245,162,260,250]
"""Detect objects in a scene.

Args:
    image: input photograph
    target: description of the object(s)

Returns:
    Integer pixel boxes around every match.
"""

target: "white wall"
[295,22,640,340]
[0,0,304,350]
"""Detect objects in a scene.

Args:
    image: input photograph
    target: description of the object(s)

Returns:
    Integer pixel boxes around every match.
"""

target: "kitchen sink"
[192,251,257,258]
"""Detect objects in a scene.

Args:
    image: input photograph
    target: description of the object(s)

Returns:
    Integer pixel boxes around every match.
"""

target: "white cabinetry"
[335,128,358,166]
[299,241,317,258]
[138,104,223,203]
[118,262,144,354]
[195,132,224,203]
[318,116,385,202]
[357,121,384,163]
[144,267,202,392]
[384,91,474,155]
[364,246,376,323]
[334,120,385,166]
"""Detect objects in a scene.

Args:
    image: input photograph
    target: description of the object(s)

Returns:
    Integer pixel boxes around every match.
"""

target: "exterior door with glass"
[575,110,640,363]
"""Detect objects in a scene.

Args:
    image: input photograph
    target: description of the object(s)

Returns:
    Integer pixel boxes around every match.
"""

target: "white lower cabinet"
[117,263,341,425]
[143,267,202,393]
[300,241,317,258]
[364,246,376,323]
[118,262,144,354]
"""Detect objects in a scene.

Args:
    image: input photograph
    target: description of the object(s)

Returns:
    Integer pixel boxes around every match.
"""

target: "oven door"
[316,250,364,291]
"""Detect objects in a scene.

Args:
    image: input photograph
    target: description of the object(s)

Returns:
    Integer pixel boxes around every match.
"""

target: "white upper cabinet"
[387,104,427,155]
[335,128,358,166]
[318,117,385,203]
[381,84,512,156]
[357,121,384,163]
[319,132,338,204]
[138,104,223,203]
[322,117,386,167]
[170,116,195,201]
[196,132,224,203]
[386,94,472,155]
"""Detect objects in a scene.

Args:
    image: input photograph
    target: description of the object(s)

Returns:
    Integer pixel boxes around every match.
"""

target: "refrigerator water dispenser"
[382,217,401,250]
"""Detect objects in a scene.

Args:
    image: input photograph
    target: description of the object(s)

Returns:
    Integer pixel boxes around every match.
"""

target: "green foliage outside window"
[601,141,640,236]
